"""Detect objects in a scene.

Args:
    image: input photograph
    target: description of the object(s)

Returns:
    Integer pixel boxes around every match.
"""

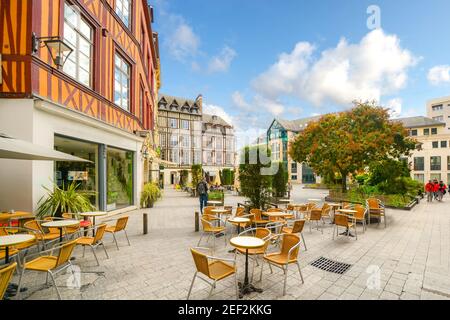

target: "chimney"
[195,94,203,112]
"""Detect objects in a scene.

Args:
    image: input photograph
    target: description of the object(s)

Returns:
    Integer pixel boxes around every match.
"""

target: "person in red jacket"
[425,180,434,202]
[433,180,440,200]
[438,180,447,201]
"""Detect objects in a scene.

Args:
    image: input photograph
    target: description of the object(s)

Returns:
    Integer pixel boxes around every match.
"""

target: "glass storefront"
[54,135,99,207]
[107,147,133,210]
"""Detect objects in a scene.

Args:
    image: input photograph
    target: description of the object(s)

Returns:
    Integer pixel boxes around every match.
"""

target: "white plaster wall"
[0,98,144,212]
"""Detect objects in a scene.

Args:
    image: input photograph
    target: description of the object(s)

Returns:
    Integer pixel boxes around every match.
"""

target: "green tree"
[272,162,288,197]
[289,101,417,192]
[222,168,233,185]
[239,145,273,209]
[191,164,203,195]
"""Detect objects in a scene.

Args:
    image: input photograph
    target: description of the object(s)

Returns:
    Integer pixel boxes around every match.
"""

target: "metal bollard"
[195,211,199,232]
[143,213,148,234]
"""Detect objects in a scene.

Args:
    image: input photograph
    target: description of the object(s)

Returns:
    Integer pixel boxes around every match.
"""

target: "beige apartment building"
[202,114,235,180]
[397,116,450,184]
[427,96,450,133]
[157,94,203,186]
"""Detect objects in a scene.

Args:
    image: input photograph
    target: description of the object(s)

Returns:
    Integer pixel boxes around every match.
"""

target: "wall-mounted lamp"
[31,32,73,69]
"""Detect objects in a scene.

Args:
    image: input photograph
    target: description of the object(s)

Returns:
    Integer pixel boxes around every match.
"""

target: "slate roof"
[395,116,445,128]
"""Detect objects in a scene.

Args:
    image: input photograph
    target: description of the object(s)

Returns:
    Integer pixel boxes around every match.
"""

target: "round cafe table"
[308,198,322,203]
[79,212,107,236]
[211,209,229,226]
[207,200,222,207]
[228,217,250,234]
[230,236,265,298]
[337,209,357,237]
[42,220,80,242]
[0,234,35,298]
[0,234,35,264]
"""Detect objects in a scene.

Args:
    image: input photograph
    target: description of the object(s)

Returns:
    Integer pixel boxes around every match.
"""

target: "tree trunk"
[341,173,348,193]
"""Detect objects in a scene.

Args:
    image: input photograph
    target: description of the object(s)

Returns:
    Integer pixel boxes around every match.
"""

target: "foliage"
[180,170,189,187]
[37,181,95,218]
[330,188,414,208]
[221,169,234,186]
[289,101,417,192]
[140,182,162,208]
[238,145,273,209]
[272,162,288,197]
[208,190,224,201]
[191,164,203,190]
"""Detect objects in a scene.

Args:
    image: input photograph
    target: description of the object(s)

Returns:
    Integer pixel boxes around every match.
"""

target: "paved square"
[14,185,450,300]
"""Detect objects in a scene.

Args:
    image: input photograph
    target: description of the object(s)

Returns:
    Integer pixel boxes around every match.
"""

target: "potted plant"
[37,181,96,218]
[140,182,162,208]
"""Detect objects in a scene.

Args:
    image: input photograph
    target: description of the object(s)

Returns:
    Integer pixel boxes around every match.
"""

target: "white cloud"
[164,17,200,61]
[231,91,251,110]
[385,98,402,118]
[252,29,418,108]
[428,65,450,85]
[208,46,237,73]
[203,103,234,126]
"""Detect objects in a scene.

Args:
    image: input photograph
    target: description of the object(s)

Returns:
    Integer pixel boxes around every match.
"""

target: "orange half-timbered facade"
[0,0,162,212]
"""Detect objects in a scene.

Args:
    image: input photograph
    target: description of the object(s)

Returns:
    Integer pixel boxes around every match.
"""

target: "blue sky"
[153,0,450,146]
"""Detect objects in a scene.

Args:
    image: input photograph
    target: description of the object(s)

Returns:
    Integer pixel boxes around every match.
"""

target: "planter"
[324,195,419,211]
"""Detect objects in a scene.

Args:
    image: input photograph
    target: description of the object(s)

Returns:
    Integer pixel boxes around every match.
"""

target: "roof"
[202,114,232,128]
[395,116,445,128]
[158,94,202,114]
[273,115,322,132]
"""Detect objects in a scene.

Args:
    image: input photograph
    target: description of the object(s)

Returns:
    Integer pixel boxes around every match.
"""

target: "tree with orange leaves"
[289,101,417,192]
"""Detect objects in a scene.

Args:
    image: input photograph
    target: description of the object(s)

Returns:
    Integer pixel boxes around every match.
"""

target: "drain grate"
[310,257,352,274]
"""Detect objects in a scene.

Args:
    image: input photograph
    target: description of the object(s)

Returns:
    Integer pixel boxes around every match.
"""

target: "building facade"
[157,94,203,185]
[267,117,321,184]
[427,96,450,132]
[398,116,450,184]
[0,0,160,212]
[202,114,235,180]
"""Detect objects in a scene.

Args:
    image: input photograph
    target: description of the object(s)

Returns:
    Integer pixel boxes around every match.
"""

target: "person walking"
[197,177,209,213]
[425,180,434,202]
[433,180,440,201]
[438,180,447,201]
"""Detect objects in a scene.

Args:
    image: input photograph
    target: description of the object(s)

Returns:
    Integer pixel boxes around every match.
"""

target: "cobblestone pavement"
[13,185,450,300]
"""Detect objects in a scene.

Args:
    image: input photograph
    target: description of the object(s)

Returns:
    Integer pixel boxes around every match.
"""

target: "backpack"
[197,182,206,195]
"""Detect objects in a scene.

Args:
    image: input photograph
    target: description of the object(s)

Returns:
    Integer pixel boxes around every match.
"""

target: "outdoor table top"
[41,220,80,228]
[263,211,293,218]
[0,234,35,247]
[207,201,222,205]
[211,209,230,213]
[228,217,250,223]
[307,198,322,202]
[278,199,292,202]
[230,236,265,250]
[0,211,34,221]
[337,209,357,214]
[328,203,342,207]
[79,211,107,217]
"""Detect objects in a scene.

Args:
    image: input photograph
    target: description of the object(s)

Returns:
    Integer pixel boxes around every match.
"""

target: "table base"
[238,282,263,298]
[339,231,355,237]
[3,283,27,299]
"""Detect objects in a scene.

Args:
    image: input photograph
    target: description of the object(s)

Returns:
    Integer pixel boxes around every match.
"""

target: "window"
[170,149,179,163]
[63,2,93,88]
[430,173,441,181]
[423,128,430,135]
[180,150,190,165]
[226,139,233,151]
[139,85,144,123]
[216,137,222,150]
[291,175,298,180]
[410,129,417,136]
[414,157,424,171]
[160,134,166,147]
[206,152,213,164]
[115,0,131,28]
[169,118,177,129]
[431,128,438,135]
[271,143,280,161]
[193,151,201,165]
[413,174,424,183]
[448,173,450,185]
[226,153,232,165]
[180,135,190,148]
[432,141,439,149]
[192,136,201,149]
[181,120,189,130]
[216,153,222,165]
[432,104,443,111]
[433,116,444,122]
[448,156,450,170]
[170,135,178,147]
[291,162,297,174]
[114,53,131,111]
[441,141,448,148]
[430,156,441,171]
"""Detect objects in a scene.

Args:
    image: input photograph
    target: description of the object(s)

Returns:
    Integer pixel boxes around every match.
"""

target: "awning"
[0,133,91,162]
